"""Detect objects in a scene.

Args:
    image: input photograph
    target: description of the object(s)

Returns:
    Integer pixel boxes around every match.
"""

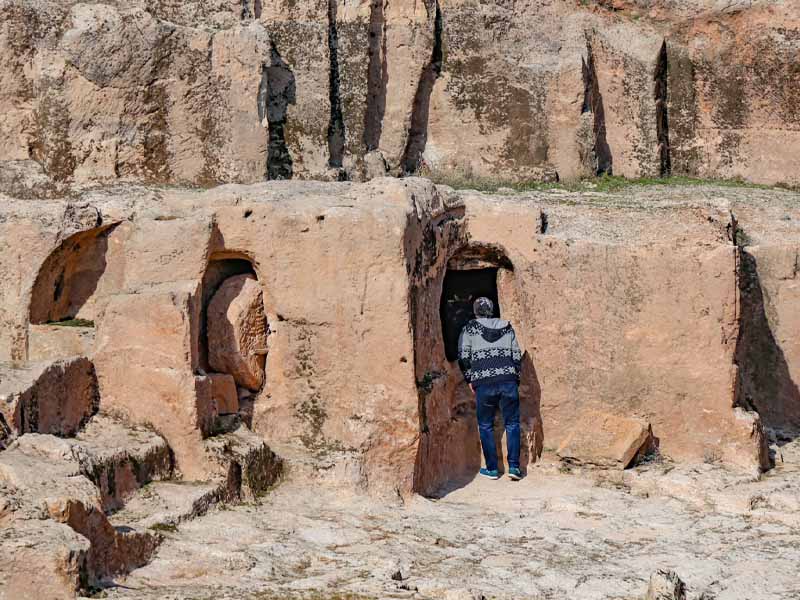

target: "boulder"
[0,357,98,447]
[207,275,268,392]
[557,413,654,469]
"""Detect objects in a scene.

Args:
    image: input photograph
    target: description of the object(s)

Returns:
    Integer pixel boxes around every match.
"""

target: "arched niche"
[27,223,120,360]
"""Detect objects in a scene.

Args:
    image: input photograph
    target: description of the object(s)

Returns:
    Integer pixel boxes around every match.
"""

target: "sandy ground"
[96,437,800,600]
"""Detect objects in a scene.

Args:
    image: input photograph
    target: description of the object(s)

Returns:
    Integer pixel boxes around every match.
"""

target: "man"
[457,297,523,481]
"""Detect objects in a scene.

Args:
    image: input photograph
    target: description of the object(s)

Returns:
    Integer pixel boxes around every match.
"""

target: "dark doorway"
[439,268,500,362]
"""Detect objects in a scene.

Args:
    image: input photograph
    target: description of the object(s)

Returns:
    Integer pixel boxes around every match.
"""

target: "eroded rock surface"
[98,438,800,600]
[0,357,98,447]
[1,1,799,186]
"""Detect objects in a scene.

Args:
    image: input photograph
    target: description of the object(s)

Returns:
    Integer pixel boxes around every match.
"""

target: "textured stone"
[557,413,654,469]
[0,356,98,447]
[1,1,799,186]
[207,274,268,392]
[0,434,160,582]
[646,569,686,600]
[208,372,240,416]
[0,180,797,498]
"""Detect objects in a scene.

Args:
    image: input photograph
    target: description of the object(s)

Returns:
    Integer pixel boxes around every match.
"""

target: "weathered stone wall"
[412,191,777,494]
[1,180,797,497]
[1,0,798,188]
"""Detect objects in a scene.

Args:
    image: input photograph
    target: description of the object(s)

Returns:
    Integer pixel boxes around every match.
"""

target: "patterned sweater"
[457,318,522,386]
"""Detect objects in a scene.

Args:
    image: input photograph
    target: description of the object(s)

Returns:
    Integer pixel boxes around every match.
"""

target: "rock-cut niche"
[27,223,118,360]
[199,254,269,425]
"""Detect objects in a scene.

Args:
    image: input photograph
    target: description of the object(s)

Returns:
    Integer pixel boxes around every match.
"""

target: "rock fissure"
[655,40,672,178]
[258,42,296,180]
[327,0,346,171]
[581,39,613,176]
[363,0,388,152]
[401,0,443,175]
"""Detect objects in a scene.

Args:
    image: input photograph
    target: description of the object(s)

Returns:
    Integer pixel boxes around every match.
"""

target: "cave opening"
[439,267,500,363]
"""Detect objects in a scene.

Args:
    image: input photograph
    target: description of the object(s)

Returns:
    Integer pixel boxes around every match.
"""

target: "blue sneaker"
[507,467,522,481]
[479,467,500,480]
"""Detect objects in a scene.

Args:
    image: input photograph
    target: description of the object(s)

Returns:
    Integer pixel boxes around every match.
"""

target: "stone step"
[109,480,227,531]
[204,424,284,500]
[0,434,161,586]
[72,413,173,512]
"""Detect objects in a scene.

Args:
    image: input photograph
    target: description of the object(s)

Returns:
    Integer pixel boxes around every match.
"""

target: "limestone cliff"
[1,0,799,188]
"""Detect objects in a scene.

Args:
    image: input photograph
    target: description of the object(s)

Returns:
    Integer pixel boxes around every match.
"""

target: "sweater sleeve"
[457,326,473,382]
[510,328,522,374]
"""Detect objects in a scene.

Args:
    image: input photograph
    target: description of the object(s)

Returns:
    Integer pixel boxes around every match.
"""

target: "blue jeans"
[475,380,520,471]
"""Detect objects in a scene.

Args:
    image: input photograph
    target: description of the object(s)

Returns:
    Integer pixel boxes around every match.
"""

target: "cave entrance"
[440,268,500,362]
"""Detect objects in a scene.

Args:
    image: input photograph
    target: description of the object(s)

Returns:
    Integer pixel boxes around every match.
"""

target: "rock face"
[1,1,798,187]
[2,178,789,498]
[207,274,268,392]
[0,357,99,447]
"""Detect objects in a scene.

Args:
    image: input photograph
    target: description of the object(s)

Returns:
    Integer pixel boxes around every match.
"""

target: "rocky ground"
[95,437,800,600]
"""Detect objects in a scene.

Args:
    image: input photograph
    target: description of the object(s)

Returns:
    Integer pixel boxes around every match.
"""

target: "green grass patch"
[419,164,798,194]
[148,522,178,533]
[46,318,95,328]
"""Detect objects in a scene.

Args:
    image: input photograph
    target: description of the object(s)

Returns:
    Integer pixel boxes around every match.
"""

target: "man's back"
[457,316,522,387]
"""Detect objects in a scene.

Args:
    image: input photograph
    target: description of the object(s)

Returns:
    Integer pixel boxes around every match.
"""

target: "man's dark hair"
[473,297,494,318]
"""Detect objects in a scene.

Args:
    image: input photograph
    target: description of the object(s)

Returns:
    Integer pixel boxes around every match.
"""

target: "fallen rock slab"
[557,412,654,469]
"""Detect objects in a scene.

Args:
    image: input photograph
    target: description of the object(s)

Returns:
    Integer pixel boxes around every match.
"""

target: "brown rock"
[557,413,654,469]
[208,372,240,416]
[207,275,268,392]
[0,517,90,600]
[0,357,98,447]
[0,434,160,583]
[3,1,799,186]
